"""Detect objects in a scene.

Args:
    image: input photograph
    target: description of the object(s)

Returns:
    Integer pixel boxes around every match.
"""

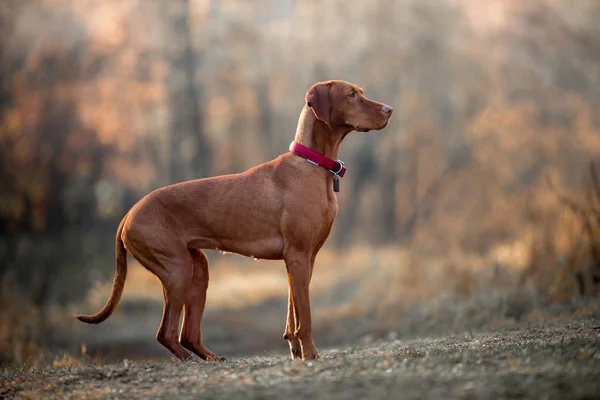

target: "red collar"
[289,141,347,178]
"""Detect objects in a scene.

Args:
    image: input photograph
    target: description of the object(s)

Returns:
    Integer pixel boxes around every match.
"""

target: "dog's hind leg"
[179,249,221,361]
[124,224,193,360]
[155,265,193,360]
[144,252,193,361]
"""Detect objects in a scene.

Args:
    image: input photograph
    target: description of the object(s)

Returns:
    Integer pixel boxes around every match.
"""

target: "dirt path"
[2,318,599,399]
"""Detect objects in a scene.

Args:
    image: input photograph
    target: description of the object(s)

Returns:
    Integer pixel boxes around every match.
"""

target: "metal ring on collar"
[329,159,344,175]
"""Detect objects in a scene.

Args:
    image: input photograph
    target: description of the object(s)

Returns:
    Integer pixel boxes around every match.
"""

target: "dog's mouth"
[378,118,391,130]
[354,119,390,133]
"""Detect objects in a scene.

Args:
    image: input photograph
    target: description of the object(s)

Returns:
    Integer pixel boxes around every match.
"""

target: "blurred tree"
[1,0,600,308]
[165,0,212,182]
[0,2,128,306]
[0,48,114,305]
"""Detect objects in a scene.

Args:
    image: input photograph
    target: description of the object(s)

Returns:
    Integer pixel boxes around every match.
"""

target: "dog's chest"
[326,201,338,221]
[319,200,338,233]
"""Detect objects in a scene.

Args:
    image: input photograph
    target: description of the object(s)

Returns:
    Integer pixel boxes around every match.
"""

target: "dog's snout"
[382,105,393,115]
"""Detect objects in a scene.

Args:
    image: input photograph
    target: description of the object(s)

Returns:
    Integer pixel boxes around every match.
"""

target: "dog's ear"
[306,82,331,127]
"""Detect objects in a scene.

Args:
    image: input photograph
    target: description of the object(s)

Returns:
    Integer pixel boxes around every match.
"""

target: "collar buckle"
[329,159,344,176]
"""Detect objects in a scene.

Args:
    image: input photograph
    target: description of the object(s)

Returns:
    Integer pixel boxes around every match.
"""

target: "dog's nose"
[382,105,393,115]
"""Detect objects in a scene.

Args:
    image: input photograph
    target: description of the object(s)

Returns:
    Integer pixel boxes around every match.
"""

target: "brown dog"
[76,80,393,361]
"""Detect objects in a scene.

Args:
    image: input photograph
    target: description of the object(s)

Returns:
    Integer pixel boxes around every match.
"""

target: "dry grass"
[0,278,99,370]
[0,278,46,368]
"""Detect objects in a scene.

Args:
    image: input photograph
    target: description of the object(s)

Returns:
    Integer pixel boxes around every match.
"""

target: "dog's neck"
[294,106,350,161]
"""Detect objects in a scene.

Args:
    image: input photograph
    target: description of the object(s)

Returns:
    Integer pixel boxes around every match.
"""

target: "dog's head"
[305,80,393,133]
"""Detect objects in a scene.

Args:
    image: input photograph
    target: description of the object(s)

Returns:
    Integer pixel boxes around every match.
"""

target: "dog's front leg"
[283,284,302,359]
[285,253,319,360]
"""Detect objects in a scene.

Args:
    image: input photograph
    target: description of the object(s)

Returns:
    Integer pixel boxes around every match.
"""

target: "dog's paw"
[302,351,320,360]
[290,346,302,360]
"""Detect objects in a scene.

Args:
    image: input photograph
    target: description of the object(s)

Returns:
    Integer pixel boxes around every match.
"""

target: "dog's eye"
[347,92,356,99]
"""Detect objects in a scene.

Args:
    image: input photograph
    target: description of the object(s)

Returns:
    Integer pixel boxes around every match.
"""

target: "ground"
[2,318,599,399]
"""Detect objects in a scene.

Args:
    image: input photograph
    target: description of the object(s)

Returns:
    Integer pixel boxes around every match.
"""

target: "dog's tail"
[76,215,128,324]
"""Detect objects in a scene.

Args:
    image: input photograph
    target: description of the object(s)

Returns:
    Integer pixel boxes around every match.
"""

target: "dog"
[76,80,393,361]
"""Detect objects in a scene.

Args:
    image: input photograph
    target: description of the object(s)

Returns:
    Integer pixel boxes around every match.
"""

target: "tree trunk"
[166,0,211,183]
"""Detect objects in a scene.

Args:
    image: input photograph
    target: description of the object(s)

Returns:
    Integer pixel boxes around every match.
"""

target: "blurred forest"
[2,0,600,366]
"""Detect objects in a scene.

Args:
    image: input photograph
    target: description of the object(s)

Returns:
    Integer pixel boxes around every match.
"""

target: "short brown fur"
[76,80,393,361]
